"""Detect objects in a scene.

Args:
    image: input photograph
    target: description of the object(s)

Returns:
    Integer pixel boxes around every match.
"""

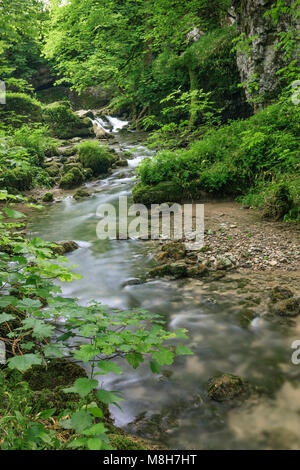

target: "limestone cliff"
[231,0,299,108]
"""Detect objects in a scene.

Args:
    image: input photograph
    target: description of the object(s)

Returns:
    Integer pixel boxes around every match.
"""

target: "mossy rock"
[42,192,54,202]
[114,159,128,168]
[262,184,293,221]
[74,188,90,200]
[132,181,185,205]
[157,242,186,261]
[43,101,93,139]
[270,286,294,303]
[0,92,43,127]
[23,358,87,391]
[46,164,60,177]
[77,141,114,176]
[62,162,83,175]
[1,167,33,192]
[271,297,300,317]
[51,240,79,255]
[59,167,84,189]
[149,262,188,279]
[207,373,248,402]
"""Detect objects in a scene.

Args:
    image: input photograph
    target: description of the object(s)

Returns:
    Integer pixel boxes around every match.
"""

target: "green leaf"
[87,437,105,450]
[150,360,161,374]
[152,348,174,366]
[69,410,93,434]
[175,345,193,356]
[0,296,18,308]
[3,208,25,219]
[126,352,144,369]
[7,353,42,372]
[37,408,56,419]
[43,343,64,358]
[63,378,98,398]
[22,318,54,339]
[96,389,124,406]
[82,423,107,436]
[0,312,15,324]
[97,360,122,375]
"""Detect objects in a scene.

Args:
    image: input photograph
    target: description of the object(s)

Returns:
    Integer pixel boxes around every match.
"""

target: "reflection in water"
[29,129,300,450]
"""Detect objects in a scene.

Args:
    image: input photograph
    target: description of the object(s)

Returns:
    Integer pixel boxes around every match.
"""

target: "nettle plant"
[0,190,192,450]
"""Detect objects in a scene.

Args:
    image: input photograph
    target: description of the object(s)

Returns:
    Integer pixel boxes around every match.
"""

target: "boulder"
[207,373,248,402]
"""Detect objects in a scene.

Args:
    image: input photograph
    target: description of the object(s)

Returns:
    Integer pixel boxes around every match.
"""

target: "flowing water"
[29,121,300,450]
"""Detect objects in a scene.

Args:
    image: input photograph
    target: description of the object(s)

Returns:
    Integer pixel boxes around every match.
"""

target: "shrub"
[136,102,300,205]
[12,126,58,166]
[77,141,114,176]
[1,167,33,191]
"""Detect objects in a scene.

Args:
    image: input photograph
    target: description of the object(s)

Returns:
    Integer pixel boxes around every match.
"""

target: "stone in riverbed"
[42,192,54,203]
[207,374,248,402]
[51,240,79,255]
[270,285,294,303]
[73,188,90,200]
[271,297,300,317]
[149,262,188,279]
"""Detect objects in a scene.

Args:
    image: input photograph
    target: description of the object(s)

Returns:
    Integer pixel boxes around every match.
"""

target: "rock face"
[231,0,299,107]
[208,374,248,402]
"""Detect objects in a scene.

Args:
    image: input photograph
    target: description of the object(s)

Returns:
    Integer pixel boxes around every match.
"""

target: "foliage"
[0,190,191,450]
[0,93,43,128]
[136,101,300,218]
[42,101,91,139]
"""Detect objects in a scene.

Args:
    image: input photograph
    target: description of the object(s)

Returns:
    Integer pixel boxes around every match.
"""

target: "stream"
[29,120,300,450]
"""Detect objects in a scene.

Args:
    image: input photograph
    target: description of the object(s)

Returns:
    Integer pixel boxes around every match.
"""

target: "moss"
[46,164,60,177]
[149,262,188,279]
[114,159,128,167]
[77,141,114,176]
[133,181,186,205]
[270,286,294,303]
[0,92,43,127]
[158,242,186,260]
[42,192,54,202]
[271,297,300,317]
[207,373,248,402]
[1,167,33,191]
[74,188,90,200]
[43,101,93,139]
[108,433,152,450]
[23,358,87,391]
[51,240,79,255]
[59,167,84,189]
[62,162,83,175]
[262,184,293,220]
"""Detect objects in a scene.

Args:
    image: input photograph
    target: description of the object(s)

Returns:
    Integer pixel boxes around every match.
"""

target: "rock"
[45,164,60,177]
[149,262,188,279]
[207,373,248,402]
[42,192,54,203]
[158,241,186,261]
[121,278,144,287]
[232,0,298,107]
[114,159,128,167]
[271,297,300,317]
[59,167,85,189]
[214,255,233,270]
[93,123,111,139]
[187,264,209,278]
[73,188,90,200]
[270,286,294,303]
[52,240,79,255]
[75,109,94,119]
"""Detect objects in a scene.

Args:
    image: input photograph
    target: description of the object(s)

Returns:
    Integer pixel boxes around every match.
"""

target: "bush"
[43,101,92,139]
[0,92,43,128]
[1,167,33,191]
[77,141,114,176]
[136,102,300,209]
[12,126,58,166]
